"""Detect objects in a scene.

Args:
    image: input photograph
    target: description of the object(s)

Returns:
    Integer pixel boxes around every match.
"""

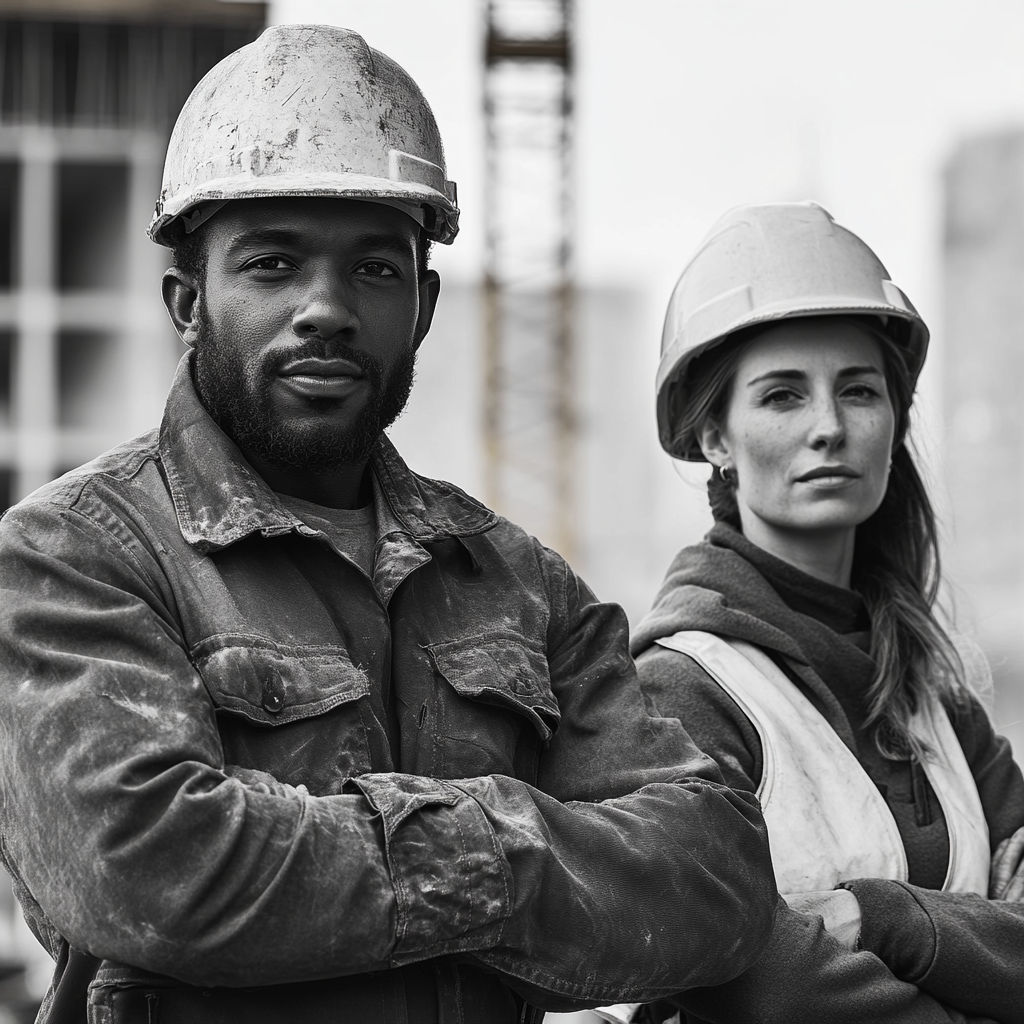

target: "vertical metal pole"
[482,0,576,560]
[14,128,57,497]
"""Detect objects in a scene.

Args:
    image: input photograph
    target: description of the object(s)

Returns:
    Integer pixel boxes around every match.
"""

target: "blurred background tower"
[943,128,1024,757]
[482,0,576,557]
[0,2,265,1017]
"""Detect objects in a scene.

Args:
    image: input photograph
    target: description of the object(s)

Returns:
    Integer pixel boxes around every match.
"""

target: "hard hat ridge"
[149,24,459,246]
[656,201,930,461]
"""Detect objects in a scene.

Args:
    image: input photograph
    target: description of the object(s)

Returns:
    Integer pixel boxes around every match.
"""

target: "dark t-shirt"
[278,493,377,578]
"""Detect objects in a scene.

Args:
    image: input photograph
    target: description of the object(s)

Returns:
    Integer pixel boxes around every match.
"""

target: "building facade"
[943,127,1024,758]
[0,3,265,1016]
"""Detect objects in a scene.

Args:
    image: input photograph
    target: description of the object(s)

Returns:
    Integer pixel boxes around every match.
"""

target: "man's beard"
[192,305,416,472]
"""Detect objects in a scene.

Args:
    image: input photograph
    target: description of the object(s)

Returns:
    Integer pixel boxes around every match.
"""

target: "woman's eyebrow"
[745,369,806,387]
[745,365,884,387]
[837,365,884,379]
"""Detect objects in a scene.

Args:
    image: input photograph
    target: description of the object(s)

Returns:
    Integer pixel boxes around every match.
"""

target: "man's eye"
[356,261,396,277]
[244,256,293,271]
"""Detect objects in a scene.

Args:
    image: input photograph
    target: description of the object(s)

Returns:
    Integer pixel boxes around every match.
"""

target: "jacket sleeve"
[0,504,438,987]
[0,504,776,1004]
[635,645,1010,1024]
[462,548,779,1007]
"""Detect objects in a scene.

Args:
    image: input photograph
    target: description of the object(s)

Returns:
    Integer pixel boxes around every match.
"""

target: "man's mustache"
[264,339,384,386]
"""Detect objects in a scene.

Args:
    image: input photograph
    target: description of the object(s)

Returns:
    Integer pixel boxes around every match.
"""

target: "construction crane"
[483,0,576,559]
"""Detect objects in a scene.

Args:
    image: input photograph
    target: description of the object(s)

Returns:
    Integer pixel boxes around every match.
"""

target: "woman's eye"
[843,383,880,400]
[356,261,396,277]
[762,388,800,406]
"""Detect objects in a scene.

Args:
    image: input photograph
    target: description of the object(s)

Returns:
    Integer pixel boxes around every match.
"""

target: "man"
[0,25,775,1023]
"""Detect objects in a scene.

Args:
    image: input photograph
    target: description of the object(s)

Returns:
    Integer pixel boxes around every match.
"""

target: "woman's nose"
[809,397,846,449]
[291,274,359,338]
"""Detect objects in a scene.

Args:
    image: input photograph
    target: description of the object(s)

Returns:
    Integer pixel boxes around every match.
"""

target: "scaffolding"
[483,0,576,558]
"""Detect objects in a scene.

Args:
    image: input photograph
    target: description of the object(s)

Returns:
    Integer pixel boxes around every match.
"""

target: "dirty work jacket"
[0,357,776,1024]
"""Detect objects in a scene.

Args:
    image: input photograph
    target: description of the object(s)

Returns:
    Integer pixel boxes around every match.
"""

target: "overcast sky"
[269,0,1024,434]
[267,0,1024,552]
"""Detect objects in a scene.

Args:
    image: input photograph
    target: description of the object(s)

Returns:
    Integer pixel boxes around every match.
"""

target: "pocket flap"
[427,635,560,740]
[192,635,370,726]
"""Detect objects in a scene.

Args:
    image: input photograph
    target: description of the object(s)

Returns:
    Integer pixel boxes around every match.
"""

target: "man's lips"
[278,357,366,380]
[276,357,367,399]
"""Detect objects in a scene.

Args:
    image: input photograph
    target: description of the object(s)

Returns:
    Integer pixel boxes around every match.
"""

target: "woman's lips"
[796,465,861,487]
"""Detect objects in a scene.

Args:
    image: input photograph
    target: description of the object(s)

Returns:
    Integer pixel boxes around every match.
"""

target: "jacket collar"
[159,354,497,553]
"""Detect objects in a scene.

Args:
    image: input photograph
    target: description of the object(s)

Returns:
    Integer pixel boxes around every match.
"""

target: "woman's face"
[699,318,897,546]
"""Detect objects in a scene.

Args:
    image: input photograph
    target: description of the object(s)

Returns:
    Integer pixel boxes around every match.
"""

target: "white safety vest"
[655,630,990,895]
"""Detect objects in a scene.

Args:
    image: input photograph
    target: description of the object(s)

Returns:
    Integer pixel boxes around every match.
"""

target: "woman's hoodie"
[632,523,1024,1024]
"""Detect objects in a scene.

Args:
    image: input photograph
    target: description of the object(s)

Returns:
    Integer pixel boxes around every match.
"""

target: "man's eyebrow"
[746,365,883,387]
[225,228,305,255]
[345,233,417,260]
[225,229,415,260]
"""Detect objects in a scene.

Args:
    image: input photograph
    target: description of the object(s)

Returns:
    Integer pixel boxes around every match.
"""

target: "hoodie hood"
[632,522,867,661]
[630,524,808,661]
[633,522,874,753]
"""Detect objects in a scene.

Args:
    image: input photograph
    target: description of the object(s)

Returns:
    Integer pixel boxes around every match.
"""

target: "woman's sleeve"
[839,693,1024,1024]
[635,645,764,793]
[677,900,999,1024]
[636,646,1000,1024]
[842,879,1024,1024]
[953,691,1024,847]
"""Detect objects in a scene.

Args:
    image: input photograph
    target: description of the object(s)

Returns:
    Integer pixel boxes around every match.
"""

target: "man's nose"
[291,272,359,338]
[809,396,846,449]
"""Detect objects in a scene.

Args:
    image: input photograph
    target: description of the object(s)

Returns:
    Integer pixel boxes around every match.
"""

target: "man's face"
[187,197,437,472]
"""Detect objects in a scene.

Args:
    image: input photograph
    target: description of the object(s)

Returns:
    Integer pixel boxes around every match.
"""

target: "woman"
[635,202,1024,1024]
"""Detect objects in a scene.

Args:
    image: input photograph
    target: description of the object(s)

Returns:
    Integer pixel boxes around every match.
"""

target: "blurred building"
[390,279,704,629]
[943,127,1024,757]
[0,0,265,513]
[0,1,265,1015]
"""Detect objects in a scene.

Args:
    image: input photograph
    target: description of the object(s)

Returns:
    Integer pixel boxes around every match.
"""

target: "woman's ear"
[162,268,201,347]
[697,418,731,469]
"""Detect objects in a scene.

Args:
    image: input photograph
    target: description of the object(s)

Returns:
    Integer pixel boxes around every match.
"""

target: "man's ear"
[413,269,441,352]
[162,268,201,347]
[697,417,731,469]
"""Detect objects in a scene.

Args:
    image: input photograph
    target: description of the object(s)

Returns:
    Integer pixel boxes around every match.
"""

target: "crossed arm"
[0,502,777,1007]
[639,645,1024,1024]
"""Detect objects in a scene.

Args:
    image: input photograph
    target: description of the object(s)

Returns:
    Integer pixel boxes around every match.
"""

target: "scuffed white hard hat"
[149,24,459,246]
[657,201,929,461]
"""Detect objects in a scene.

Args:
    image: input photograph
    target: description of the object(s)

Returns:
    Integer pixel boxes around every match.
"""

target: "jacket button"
[261,671,285,713]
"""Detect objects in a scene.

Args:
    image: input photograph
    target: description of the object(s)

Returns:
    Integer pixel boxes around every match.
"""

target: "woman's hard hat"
[657,201,929,461]
[149,24,459,246]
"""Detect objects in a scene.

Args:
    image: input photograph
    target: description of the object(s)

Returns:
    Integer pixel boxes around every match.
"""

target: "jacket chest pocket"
[425,634,560,780]
[193,635,379,795]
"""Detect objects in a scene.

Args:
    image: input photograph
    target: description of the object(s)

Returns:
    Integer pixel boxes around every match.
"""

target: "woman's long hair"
[673,317,964,762]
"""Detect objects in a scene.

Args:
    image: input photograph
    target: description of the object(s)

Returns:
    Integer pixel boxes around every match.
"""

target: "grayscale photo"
[0,2,1020,1023]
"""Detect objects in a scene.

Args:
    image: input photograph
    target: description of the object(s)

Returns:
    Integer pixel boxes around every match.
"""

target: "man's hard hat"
[149,24,459,246]
[657,201,929,461]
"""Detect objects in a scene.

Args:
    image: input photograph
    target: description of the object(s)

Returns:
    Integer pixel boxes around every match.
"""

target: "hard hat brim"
[149,172,459,246]
[657,305,929,462]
